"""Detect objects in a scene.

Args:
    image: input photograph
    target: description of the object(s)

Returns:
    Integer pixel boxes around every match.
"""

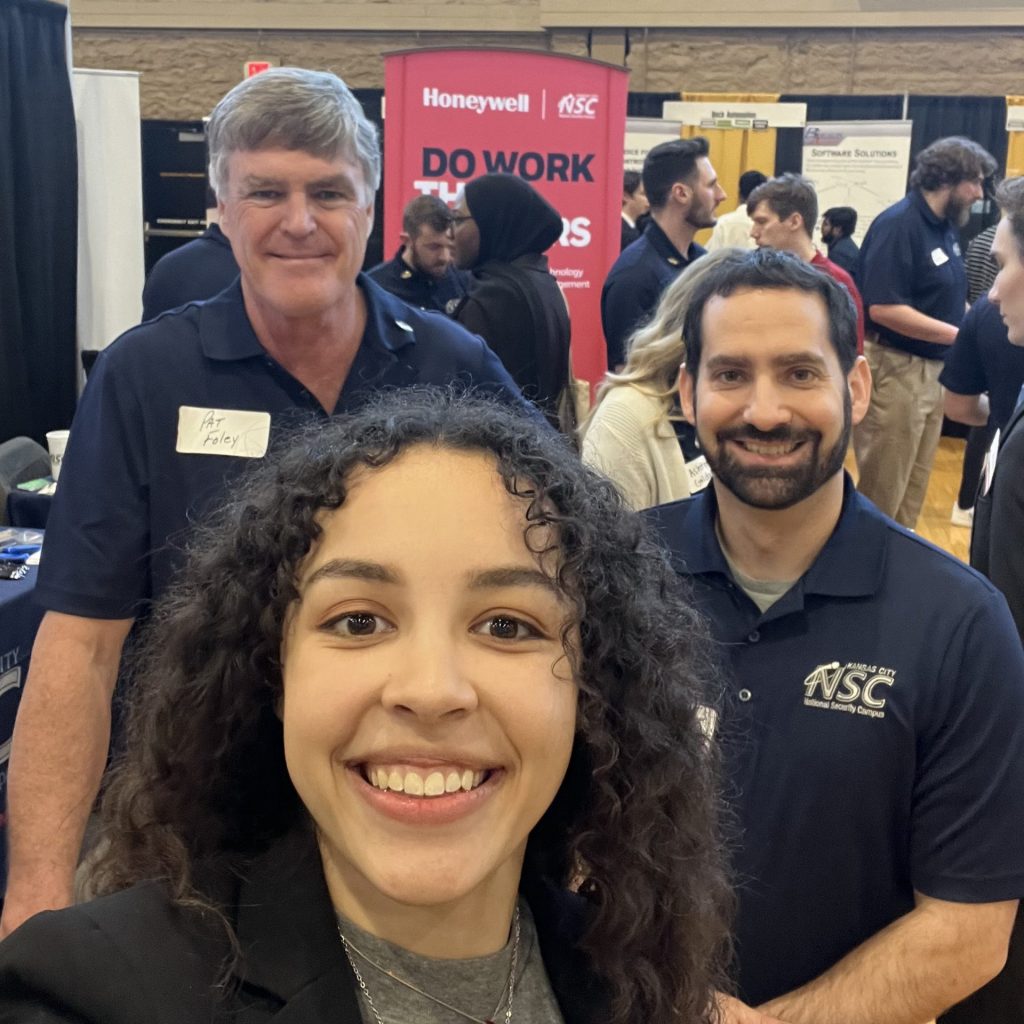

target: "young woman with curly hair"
[0,390,732,1024]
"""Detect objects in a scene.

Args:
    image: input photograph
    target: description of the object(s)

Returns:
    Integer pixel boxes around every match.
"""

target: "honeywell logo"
[422,87,530,114]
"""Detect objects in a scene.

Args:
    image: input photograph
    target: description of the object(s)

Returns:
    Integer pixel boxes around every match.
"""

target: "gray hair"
[996,177,1024,258]
[207,67,381,202]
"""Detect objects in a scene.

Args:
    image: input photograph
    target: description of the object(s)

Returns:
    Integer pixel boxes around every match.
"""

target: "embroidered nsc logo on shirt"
[802,661,895,719]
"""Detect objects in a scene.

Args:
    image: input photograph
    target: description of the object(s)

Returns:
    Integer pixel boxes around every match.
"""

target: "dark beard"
[699,391,852,510]
[686,199,717,231]
[945,195,973,228]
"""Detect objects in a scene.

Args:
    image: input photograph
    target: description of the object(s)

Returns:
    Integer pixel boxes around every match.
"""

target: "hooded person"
[451,174,571,428]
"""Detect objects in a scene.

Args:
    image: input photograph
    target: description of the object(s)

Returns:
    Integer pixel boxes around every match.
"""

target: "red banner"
[383,48,628,388]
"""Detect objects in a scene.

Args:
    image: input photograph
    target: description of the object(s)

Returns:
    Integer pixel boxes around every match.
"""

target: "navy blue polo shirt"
[647,480,1024,1005]
[366,247,470,313]
[600,220,705,369]
[940,295,1024,432]
[858,190,967,360]
[141,224,240,322]
[36,275,526,619]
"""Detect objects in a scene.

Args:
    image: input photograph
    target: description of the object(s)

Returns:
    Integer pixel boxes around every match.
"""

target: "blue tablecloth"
[0,556,45,894]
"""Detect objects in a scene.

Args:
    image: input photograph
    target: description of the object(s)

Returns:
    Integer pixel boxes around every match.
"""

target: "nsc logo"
[802,660,895,719]
[557,94,598,119]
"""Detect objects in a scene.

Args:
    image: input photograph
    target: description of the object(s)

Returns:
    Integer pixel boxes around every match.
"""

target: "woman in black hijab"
[452,173,571,429]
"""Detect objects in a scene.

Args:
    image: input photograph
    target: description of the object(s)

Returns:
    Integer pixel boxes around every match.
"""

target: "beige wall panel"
[71,23,1024,120]
[633,27,1024,95]
[71,0,541,32]
[541,0,1024,29]
[850,29,1024,93]
[71,28,582,118]
[548,30,590,57]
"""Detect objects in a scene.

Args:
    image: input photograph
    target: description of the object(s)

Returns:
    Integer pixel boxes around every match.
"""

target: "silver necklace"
[338,906,520,1024]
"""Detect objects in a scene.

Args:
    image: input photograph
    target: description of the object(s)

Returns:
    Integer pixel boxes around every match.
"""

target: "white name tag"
[175,406,271,458]
[930,247,950,267]
[685,454,712,494]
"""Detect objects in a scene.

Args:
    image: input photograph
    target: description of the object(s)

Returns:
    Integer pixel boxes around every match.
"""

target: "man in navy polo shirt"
[141,187,241,321]
[367,193,469,312]
[600,137,725,370]
[1,68,525,937]
[649,248,1024,1023]
[853,136,996,529]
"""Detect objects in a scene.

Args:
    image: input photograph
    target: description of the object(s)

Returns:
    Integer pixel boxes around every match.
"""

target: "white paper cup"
[46,429,70,481]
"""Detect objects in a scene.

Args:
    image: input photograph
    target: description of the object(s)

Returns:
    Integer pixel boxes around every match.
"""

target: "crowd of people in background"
[4,63,1024,1024]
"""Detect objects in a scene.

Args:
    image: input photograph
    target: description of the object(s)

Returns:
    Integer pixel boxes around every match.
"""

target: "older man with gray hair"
[1,67,523,936]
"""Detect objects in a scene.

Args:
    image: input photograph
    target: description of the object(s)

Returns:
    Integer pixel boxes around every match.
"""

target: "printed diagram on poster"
[801,121,913,245]
[624,118,682,173]
[383,49,629,388]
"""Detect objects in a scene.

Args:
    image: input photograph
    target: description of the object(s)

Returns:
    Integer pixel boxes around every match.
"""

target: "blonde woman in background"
[580,248,747,509]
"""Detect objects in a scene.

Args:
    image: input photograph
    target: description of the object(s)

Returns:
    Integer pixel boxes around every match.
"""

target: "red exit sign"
[244,61,276,78]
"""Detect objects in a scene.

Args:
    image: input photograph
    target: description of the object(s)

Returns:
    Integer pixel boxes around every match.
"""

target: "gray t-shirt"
[336,898,565,1024]
[716,522,795,614]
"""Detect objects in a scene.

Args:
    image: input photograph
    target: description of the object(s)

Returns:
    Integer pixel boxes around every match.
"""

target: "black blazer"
[0,830,606,1023]
[971,397,1024,640]
[955,397,1024,1024]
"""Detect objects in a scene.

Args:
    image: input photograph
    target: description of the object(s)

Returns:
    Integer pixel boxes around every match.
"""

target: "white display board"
[72,68,144,373]
[624,117,683,173]
[801,121,913,246]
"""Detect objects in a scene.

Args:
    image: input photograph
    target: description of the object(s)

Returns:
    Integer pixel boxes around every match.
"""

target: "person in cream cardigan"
[580,248,746,509]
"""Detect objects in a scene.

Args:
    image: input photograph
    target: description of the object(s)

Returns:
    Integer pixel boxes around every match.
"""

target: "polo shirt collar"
[676,474,887,600]
[910,188,948,228]
[196,274,419,363]
[391,245,425,283]
[644,219,703,268]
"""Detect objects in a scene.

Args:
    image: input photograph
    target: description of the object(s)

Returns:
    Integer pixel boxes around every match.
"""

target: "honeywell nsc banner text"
[383,49,629,389]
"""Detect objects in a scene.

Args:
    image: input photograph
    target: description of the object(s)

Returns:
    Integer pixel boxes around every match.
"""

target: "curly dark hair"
[93,388,732,1024]
[909,136,996,192]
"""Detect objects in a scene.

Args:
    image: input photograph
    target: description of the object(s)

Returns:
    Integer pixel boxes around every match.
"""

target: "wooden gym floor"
[901,436,970,563]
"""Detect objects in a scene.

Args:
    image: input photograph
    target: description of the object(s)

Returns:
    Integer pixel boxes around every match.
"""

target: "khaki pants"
[853,338,944,529]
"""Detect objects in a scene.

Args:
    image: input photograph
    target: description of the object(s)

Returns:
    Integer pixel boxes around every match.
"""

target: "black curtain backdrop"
[906,95,1008,178]
[627,92,681,119]
[352,88,385,269]
[776,95,905,175]
[0,0,77,444]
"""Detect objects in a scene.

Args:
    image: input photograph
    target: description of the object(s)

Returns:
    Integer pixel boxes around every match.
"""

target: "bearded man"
[853,136,996,528]
[647,247,1024,1024]
[600,137,725,370]
[367,194,469,312]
